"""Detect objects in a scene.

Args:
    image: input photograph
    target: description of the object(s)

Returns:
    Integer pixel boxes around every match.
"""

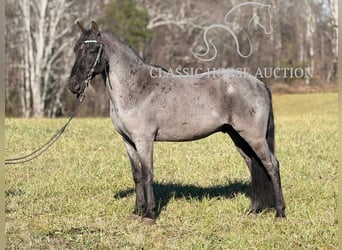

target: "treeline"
[5,0,338,117]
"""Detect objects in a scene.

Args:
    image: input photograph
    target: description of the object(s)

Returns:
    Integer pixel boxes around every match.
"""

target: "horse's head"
[68,21,107,96]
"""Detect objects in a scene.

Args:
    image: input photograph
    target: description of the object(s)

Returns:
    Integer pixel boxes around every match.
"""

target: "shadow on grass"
[114,181,250,219]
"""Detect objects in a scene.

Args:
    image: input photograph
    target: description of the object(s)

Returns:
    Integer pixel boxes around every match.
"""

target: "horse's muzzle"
[68,77,84,95]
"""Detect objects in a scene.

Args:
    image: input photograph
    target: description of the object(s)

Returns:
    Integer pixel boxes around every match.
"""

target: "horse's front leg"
[124,140,145,217]
[135,138,155,222]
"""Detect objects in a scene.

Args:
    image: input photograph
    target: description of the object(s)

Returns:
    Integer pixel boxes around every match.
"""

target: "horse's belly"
[155,118,222,142]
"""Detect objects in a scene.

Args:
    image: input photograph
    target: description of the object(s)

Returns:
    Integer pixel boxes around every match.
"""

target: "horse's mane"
[102,32,146,61]
[102,32,168,71]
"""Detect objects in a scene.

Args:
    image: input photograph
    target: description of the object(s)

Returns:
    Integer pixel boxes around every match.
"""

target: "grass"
[5,93,337,249]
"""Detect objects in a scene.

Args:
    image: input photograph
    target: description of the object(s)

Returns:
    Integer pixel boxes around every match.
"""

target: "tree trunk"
[304,0,315,84]
[31,0,48,117]
[327,0,337,82]
[22,0,32,117]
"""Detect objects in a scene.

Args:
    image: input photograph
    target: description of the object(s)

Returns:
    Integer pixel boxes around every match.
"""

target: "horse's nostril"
[68,78,81,93]
[73,82,80,90]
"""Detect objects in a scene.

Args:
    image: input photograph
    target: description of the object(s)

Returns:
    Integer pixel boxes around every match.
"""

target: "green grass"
[5,93,337,249]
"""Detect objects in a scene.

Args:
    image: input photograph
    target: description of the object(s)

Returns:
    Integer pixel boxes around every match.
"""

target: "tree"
[101,0,153,53]
[327,0,338,82]
[5,0,338,117]
[6,0,76,117]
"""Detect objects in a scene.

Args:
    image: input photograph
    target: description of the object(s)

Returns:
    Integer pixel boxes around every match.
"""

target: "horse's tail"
[266,86,275,154]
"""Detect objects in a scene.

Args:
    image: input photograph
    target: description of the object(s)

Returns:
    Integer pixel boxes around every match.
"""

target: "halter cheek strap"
[78,39,104,102]
[78,39,112,102]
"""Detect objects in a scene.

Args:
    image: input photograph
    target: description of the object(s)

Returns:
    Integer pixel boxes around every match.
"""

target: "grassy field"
[5,93,337,249]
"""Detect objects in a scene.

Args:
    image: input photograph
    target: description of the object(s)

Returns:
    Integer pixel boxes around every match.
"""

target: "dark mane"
[102,32,167,71]
[102,32,146,62]
[150,64,168,72]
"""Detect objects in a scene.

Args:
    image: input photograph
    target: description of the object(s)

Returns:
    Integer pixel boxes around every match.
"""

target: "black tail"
[266,86,275,154]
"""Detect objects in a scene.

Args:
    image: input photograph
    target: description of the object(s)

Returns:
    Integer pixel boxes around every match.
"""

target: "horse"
[193,2,273,61]
[68,21,285,223]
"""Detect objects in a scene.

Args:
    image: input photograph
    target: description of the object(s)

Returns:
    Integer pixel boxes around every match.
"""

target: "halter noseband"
[78,39,104,102]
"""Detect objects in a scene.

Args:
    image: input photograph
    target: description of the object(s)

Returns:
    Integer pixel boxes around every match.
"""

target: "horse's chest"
[109,101,127,135]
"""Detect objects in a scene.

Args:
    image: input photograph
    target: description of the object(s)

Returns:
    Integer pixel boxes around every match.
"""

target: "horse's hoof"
[275,210,286,218]
[247,209,257,217]
[142,217,155,225]
[129,213,141,221]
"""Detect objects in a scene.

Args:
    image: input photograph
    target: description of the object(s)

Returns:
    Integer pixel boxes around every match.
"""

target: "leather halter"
[78,39,104,102]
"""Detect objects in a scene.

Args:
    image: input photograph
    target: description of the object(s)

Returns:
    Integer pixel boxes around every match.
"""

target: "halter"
[78,39,104,102]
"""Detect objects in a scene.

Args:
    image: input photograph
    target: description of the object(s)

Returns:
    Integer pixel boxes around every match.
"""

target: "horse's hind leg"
[226,128,275,215]
[244,137,285,218]
[235,148,274,215]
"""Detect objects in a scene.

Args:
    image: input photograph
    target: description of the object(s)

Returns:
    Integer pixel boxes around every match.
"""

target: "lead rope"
[4,96,84,165]
[5,40,104,165]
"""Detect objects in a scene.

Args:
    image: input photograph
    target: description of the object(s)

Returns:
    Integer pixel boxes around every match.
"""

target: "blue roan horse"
[68,21,285,223]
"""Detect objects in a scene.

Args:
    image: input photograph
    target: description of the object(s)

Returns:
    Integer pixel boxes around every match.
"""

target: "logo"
[149,2,313,81]
[193,2,273,61]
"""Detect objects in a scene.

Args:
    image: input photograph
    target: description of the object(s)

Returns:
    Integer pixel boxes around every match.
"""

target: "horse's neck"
[103,37,150,108]
[105,38,147,84]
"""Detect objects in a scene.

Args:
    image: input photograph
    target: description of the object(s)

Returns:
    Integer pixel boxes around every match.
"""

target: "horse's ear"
[91,21,100,35]
[76,21,86,34]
